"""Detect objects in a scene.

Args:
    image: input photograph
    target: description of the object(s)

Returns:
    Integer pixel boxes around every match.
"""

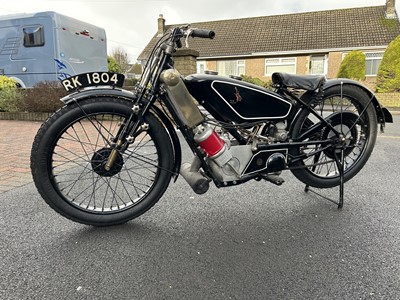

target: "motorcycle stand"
[304,148,345,209]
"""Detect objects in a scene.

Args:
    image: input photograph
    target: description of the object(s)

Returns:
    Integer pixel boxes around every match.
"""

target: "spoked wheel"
[290,85,378,188]
[31,97,174,226]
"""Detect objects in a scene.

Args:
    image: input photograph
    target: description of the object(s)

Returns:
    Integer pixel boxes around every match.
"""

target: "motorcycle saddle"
[272,72,326,91]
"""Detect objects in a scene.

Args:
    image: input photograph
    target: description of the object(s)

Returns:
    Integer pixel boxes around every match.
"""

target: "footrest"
[262,174,285,186]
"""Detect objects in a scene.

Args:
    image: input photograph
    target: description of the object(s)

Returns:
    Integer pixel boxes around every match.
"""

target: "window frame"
[216,60,246,76]
[236,60,245,76]
[197,60,206,74]
[310,55,328,75]
[23,25,45,48]
[365,51,384,77]
[265,57,297,76]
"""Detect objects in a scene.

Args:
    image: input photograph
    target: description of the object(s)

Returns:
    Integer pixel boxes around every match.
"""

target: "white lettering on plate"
[63,73,120,92]
[62,76,82,92]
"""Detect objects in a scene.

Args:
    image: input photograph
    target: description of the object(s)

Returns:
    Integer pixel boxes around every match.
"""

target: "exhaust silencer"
[180,158,209,195]
[160,69,205,128]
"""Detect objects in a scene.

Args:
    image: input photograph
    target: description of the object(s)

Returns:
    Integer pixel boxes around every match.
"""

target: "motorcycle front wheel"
[31,97,174,226]
[290,85,378,188]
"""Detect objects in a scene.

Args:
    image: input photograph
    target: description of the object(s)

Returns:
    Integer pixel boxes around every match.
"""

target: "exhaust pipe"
[180,157,209,195]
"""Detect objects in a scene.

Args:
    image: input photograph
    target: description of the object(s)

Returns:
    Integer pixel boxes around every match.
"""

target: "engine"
[198,121,288,177]
[193,123,253,182]
[261,121,289,143]
[178,74,292,192]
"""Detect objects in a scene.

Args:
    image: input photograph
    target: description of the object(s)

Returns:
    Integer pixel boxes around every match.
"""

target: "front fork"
[104,102,150,171]
[104,140,124,171]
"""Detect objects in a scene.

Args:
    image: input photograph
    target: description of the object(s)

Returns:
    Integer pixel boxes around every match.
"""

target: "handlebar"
[190,29,215,39]
[139,25,215,90]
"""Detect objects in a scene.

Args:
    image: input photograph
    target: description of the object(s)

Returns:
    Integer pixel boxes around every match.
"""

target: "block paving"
[0,120,42,193]
[0,118,150,194]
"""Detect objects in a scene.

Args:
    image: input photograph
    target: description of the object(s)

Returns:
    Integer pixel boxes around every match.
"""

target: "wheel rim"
[298,96,369,179]
[50,113,160,213]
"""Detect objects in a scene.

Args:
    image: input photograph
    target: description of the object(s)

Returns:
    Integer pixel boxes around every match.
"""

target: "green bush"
[337,50,366,81]
[20,81,66,112]
[241,75,273,89]
[0,75,17,89]
[123,78,139,87]
[376,35,400,93]
[0,76,25,112]
[108,56,122,73]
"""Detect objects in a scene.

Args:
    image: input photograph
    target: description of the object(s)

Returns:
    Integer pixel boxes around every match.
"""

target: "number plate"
[61,72,125,93]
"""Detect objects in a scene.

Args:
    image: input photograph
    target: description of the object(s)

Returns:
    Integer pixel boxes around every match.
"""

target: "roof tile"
[138,5,400,60]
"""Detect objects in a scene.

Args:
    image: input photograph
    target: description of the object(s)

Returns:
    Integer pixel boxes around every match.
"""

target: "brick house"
[139,0,400,89]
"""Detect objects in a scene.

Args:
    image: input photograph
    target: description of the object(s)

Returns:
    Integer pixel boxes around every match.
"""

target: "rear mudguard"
[60,87,182,180]
[323,79,393,124]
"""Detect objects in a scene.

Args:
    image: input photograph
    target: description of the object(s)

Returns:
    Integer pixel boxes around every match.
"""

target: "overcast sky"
[1,0,399,62]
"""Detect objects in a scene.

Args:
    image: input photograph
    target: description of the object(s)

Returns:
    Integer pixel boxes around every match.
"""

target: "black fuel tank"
[184,74,292,123]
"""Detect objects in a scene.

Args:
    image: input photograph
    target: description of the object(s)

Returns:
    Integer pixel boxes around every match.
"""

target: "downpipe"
[180,156,210,194]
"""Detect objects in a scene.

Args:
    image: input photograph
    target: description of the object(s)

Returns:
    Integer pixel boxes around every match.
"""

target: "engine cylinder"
[194,124,232,167]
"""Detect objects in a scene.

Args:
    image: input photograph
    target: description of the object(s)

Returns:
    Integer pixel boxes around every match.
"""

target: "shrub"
[0,76,25,112]
[0,76,18,89]
[108,56,122,73]
[241,75,273,89]
[20,81,67,112]
[123,78,139,87]
[337,50,366,81]
[376,35,400,93]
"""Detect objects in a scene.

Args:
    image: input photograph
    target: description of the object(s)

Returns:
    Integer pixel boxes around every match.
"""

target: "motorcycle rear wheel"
[290,85,378,188]
[31,97,174,226]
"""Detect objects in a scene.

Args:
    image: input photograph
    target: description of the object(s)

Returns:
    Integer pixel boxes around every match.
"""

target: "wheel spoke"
[51,112,160,213]
[294,93,372,181]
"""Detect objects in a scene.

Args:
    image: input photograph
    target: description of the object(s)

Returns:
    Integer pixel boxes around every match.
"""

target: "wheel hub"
[322,113,360,159]
[91,148,124,177]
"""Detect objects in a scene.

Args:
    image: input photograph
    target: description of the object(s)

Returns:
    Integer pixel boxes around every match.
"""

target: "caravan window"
[23,26,45,47]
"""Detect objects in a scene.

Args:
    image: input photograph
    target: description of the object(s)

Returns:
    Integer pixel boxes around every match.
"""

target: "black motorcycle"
[31,25,392,226]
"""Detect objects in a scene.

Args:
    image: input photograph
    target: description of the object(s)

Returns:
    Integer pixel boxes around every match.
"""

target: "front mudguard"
[323,79,393,124]
[60,86,136,105]
[60,87,182,180]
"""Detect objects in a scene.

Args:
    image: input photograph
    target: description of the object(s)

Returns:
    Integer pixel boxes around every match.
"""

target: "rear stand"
[304,148,345,209]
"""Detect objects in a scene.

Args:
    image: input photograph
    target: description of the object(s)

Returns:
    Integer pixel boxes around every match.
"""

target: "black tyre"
[31,97,174,226]
[290,85,378,188]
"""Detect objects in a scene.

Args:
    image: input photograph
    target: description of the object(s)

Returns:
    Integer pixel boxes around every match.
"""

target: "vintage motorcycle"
[31,25,392,226]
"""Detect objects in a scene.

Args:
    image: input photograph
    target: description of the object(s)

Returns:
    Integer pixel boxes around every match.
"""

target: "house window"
[265,57,296,75]
[365,52,383,76]
[197,61,206,74]
[237,60,245,76]
[23,25,45,47]
[310,55,327,75]
[216,60,245,76]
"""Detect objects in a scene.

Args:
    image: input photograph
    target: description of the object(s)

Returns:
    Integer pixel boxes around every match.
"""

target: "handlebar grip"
[190,29,215,39]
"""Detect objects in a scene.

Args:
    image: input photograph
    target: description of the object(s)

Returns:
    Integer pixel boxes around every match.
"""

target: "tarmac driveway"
[0,116,399,299]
